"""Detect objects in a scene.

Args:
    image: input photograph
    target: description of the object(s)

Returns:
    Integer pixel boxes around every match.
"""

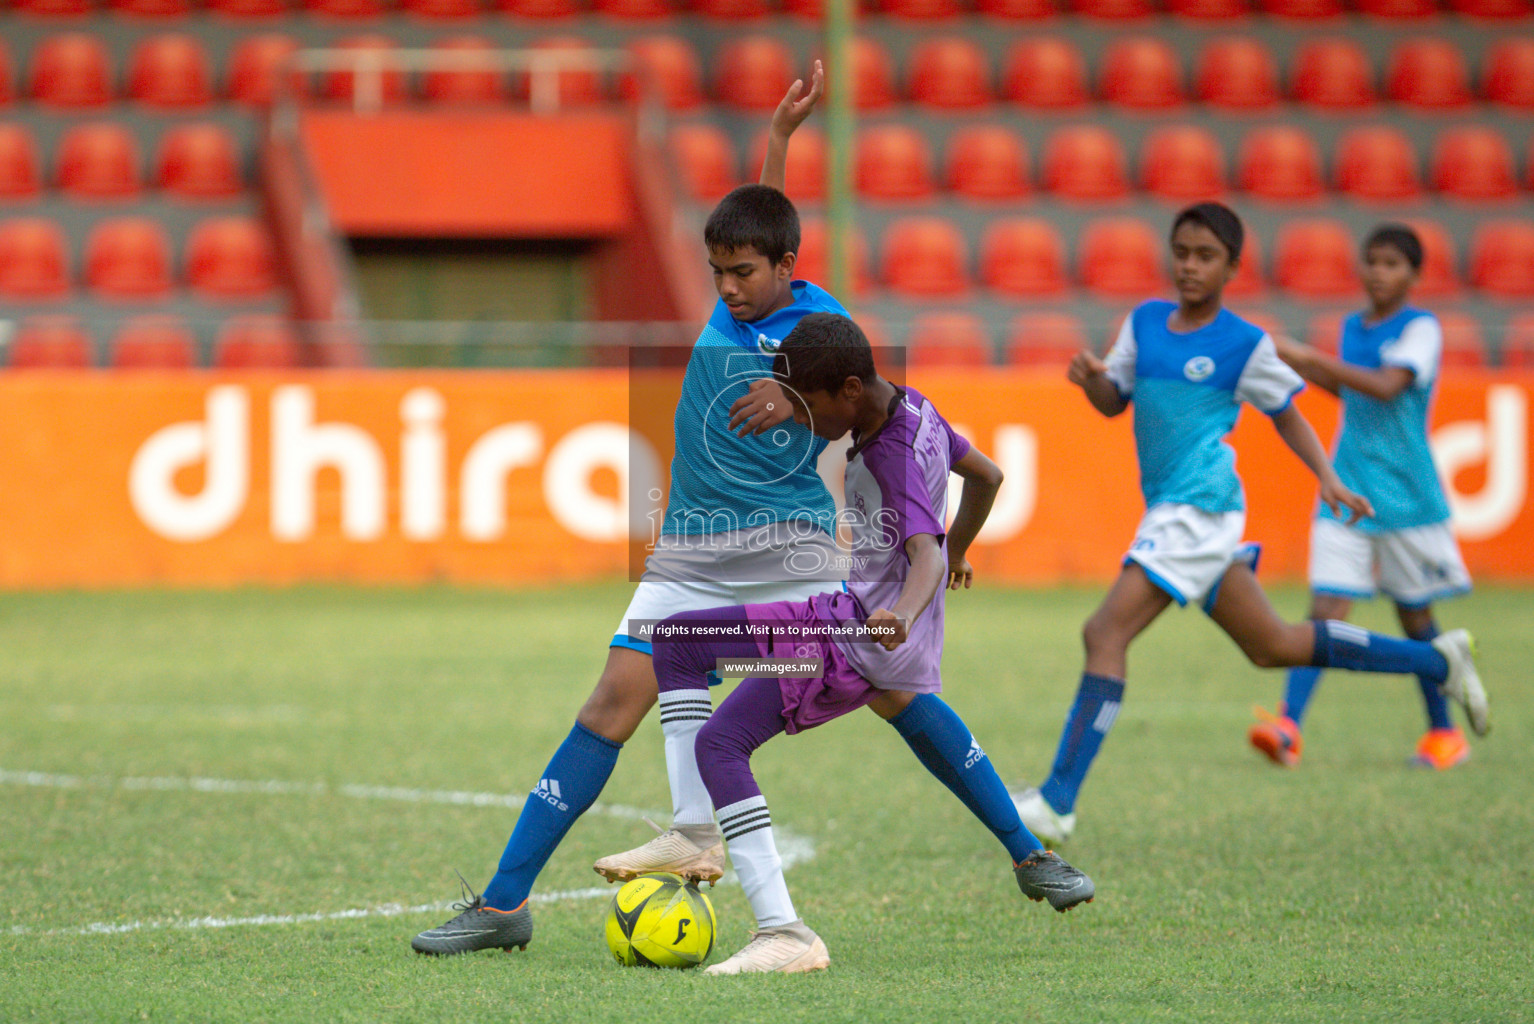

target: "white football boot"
[705,921,829,976]
[593,818,726,885]
[1012,786,1075,847]
[1432,629,1490,737]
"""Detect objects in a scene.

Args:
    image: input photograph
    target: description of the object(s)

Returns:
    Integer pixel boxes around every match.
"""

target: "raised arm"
[1068,351,1130,417]
[759,60,824,192]
[1276,336,1414,402]
[945,445,1003,590]
[1270,404,1374,524]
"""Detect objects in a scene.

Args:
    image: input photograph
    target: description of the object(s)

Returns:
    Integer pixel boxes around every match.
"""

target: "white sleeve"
[1379,315,1441,388]
[1235,333,1305,414]
[1103,316,1136,398]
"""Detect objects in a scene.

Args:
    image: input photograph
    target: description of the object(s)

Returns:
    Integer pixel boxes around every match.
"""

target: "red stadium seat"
[0,219,70,300]
[1100,37,1185,110]
[695,0,771,17]
[622,36,702,110]
[0,42,12,108]
[228,35,304,106]
[1449,0,1532,16]
[908,38,992,109]
[854,125,933,201]
[85,218,173,300]
[1470,221,1534,297]
[13,0,93,14]
[323,36,408,106]
[405,0,483,16]
[304,0,387,16]
[1168,0,1251,19]
[1274,220,1355,298]
[1484,39,1534,110]
[1430,128,1518,201]
[795,218,871,294]
[1435,311,1488,369]
[980,218,1068,298]
[1140,125,1225,201]
[781,0,825,15]
[1236,127,1324,202]
[1503,313,1534,368]
[882,217,969,298]
[1042,126,1129,201]
[0,126,43,199]
[1229,309,1286,341]
[111,0,195,16]
[1305,311,1346,354]
[56,122,143,200]
[516,36,604,107]
[29,33,113,109]
[1401,219,1461,299]
[977,0,1060,16]
[1386,40,1471,110]
[849,37,897,111]
[749,126,826,199]
[110,316,197,369]
[1258,0,1342,17]
[877,0,963,16]
[8,317,93,369]
[907,313,991,368]
[1357,0,1435,15]
[945,125,1031,200]
[156,124,243,199]
[209,0,293,14]
[1225,232,1265,298]
[1071,0,1154,18]
[1079,218,1163,299]
[1006,312,1092,367]
[1001,37,1088,110]
[671,125,737,202]
[128,34,214,109]
[592,0,673,16]
[1291,38,1375,110]
[714,37,794,111]
[215,315,302,369]
[423,36,506,105]
[1334,127,1421,202]
[497,0,582,15]
[186,217,280,299]
[1195,37,1279,110]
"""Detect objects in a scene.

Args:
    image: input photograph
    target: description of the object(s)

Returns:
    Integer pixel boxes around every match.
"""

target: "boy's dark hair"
[1362,223,1424,271]
[773,313,877,394]
[704,184,801,266]
[1170,202,1244,263]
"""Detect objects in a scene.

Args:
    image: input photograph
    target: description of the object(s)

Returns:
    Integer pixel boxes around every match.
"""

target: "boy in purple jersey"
[646,314,1094,976]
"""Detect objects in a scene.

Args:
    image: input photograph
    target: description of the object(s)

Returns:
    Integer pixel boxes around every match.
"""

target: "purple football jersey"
[809,386,970,692]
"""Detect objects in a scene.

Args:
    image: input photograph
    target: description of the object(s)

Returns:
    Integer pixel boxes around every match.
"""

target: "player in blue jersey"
[1012,204,1488,847]
[1248,224,1483,771]
[411,68,847,955]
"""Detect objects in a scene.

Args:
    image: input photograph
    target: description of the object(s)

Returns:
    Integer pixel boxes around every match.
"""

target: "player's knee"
[694,720,746,779]
[1081,614,1124,658]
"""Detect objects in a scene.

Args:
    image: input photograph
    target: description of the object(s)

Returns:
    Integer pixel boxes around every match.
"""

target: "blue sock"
[1405,621,1453,730]
[888,694,1042,862]
[1283,667,1322,727]
[1311,620,1448,683]
[1038,673,1125,816]
[481,722,621,910]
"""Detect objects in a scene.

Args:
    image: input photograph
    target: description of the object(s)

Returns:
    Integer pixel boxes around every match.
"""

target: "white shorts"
[613,521,844,654]
[1309,517,1472,608]
[1124,503,1260,614]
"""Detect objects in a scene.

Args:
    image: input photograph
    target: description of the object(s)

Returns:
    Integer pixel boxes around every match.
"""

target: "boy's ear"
[777,252,797,278]
[840,375,863,400]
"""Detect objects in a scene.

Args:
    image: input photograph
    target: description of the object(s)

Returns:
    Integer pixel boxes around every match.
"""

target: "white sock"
[657,689,715,827]
[717,795,796,928]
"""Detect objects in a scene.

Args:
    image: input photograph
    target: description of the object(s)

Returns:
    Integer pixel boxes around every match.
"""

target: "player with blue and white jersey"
[1013,204,1488,847]
[1250,224,1478,772]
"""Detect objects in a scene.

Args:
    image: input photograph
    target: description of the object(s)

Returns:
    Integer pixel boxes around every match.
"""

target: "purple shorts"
[742,596,879,734]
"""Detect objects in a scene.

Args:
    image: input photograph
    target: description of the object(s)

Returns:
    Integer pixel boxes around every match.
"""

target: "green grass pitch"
[1,583,1530,1023]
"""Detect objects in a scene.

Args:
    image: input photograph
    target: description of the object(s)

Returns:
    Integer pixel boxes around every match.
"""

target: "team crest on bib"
[1183,355,1215,382]
[757,332,783,353]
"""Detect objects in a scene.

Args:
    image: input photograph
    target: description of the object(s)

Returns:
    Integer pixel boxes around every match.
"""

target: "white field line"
[0,767,815,937]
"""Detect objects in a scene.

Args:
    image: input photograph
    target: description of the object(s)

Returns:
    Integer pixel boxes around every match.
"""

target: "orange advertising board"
[0,370,1529,589]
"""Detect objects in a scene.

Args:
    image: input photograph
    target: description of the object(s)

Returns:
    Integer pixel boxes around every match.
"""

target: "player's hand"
[1321,478,1374,524]
[865,608,908,651]
[947,556,973,590]
[769,60,824,140]
[728,379,795,436]
[1066,350,1108,388]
